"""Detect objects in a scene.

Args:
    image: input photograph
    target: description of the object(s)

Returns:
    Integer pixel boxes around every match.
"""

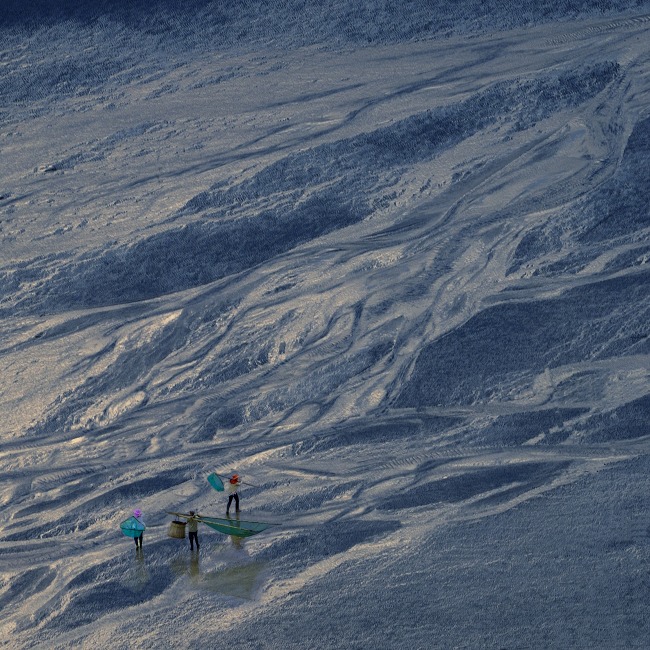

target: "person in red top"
[226,474,241,515]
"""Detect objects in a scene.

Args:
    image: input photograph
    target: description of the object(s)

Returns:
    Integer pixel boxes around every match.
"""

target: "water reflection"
[189,551,200,578]
[124,548,149,592]
[169,546,265,600]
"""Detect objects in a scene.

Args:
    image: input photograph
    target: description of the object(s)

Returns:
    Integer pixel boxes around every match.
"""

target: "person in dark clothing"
[186,511,200,551]
[133,509,144,550]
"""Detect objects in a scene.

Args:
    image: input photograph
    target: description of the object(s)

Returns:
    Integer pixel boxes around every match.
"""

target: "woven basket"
[168,520,186,539]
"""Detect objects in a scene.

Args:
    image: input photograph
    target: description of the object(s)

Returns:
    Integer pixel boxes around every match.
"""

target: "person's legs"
[234,493,240,512]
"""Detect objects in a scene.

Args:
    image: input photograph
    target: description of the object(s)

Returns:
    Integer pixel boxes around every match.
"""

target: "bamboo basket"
[168,520,186,539]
